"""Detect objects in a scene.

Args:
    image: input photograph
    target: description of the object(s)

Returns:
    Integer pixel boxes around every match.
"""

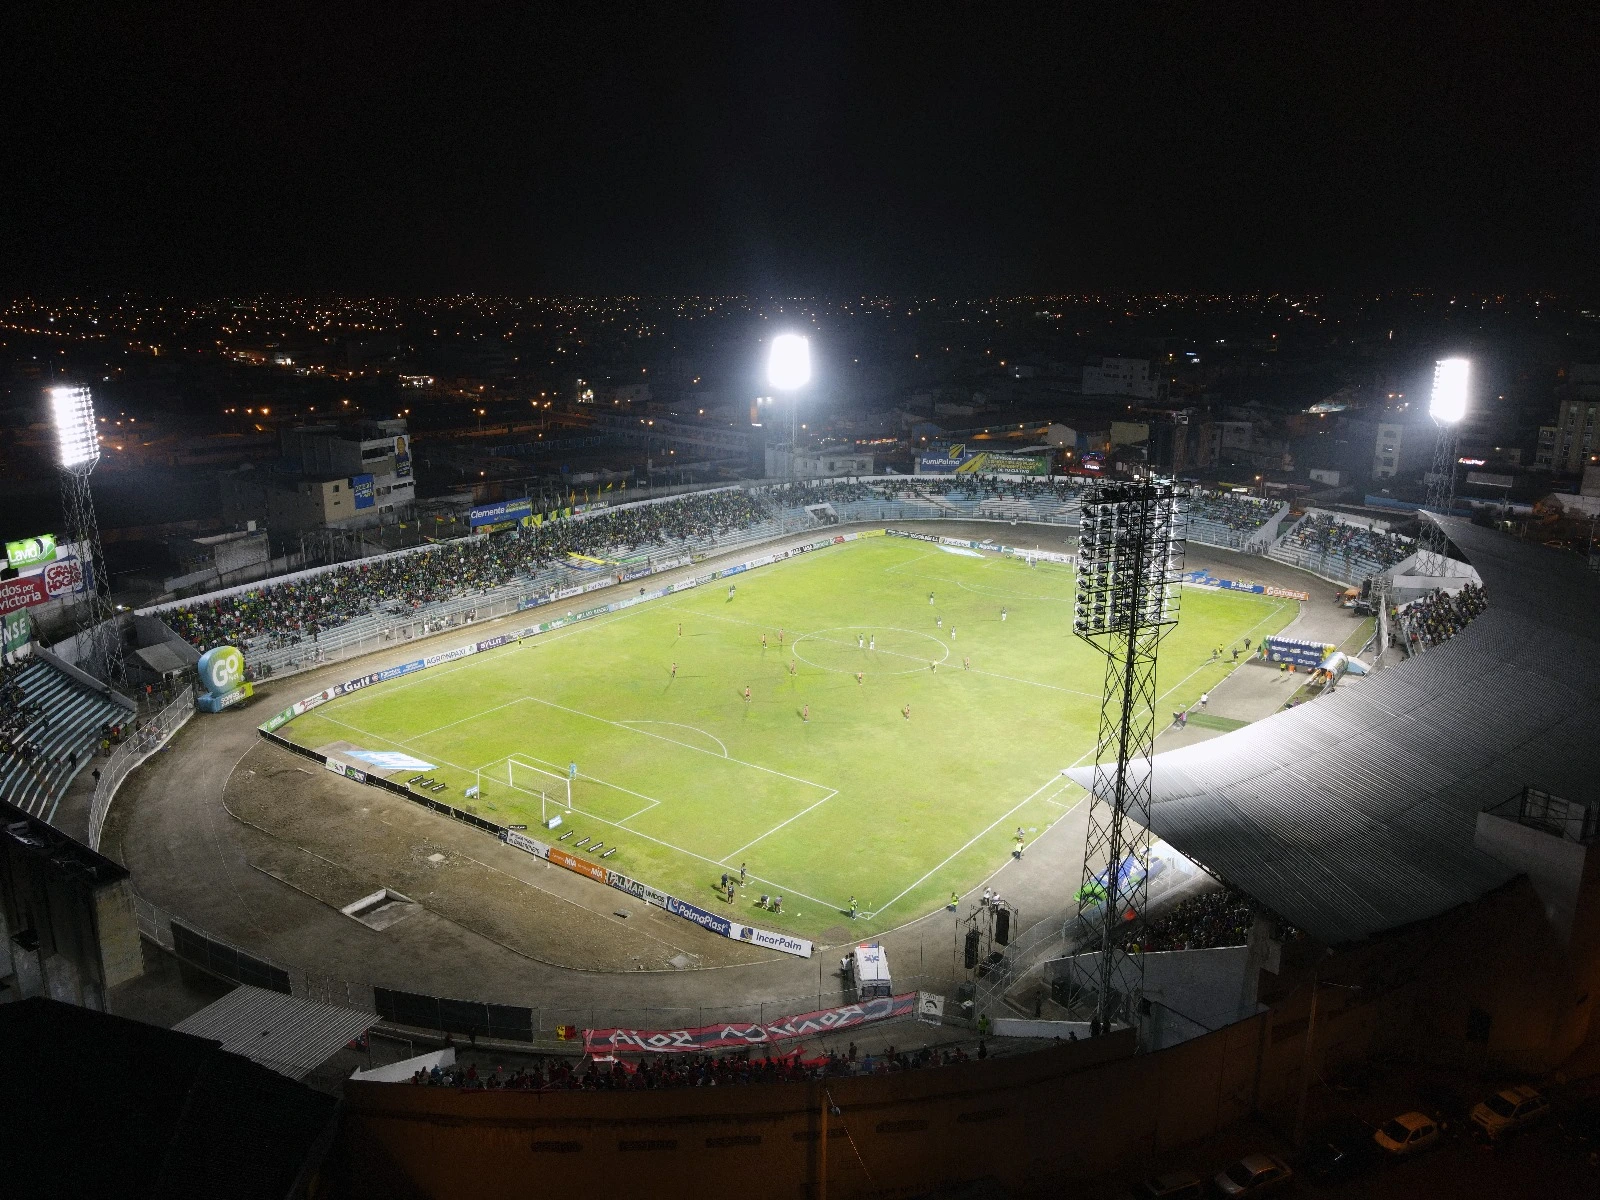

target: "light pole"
[1418,357,1469,577]
[767,333,811,480]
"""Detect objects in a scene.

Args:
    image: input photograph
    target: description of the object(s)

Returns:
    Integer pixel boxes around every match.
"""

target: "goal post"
[478,755,573,826]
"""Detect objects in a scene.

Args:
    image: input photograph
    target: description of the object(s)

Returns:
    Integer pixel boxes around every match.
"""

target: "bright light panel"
[51,386,100,468]
[767,334,811,391]
[1430,357,1469,424]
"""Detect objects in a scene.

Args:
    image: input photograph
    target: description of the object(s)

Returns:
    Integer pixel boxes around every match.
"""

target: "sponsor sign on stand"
[0,575,49,615]
[4,534,57,571]
[351,473,375,509]
[469,497,534,529]
[584,992,917,1055]
[42,555,89,598]
[3,609,34,658]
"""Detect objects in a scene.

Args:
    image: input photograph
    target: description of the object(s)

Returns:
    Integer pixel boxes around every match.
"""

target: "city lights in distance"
[1430,357,1469,424]
[767,333,811,391]
[51,385,100,469]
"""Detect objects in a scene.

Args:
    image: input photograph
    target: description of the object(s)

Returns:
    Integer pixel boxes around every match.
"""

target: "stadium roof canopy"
[1069,517,1600,946]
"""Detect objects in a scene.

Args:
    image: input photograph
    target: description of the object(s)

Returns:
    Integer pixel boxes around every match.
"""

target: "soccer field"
[279,536,1295,942]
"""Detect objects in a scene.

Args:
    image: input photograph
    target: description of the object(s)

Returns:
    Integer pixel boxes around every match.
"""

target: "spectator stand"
[1393,581,1488,657]
[146,476,1308,685]
[1267,508,1412,587]
[0,650,135,823]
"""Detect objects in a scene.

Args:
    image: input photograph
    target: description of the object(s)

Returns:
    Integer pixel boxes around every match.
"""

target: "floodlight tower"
[1417,357,1469,577]
[51,386,125,686]
[766,333,811,480]
[1066,479,1187,1035]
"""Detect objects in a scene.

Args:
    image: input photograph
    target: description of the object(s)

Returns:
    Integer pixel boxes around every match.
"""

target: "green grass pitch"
[279,536,1295,941]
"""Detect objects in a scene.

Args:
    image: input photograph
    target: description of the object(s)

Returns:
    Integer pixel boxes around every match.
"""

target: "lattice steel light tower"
[1417,357,1469,578]
[51,386,125,686]
[1067,479,1186,1033]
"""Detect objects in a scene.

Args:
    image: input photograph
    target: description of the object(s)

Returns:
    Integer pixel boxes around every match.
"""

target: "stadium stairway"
[0,658,131,821]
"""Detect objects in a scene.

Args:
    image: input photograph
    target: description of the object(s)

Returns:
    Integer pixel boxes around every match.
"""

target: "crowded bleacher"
[1186,489,1278,547]
[166,489,770,654]
[1138,887,1267,953]
[1395,581,1488,653]
[1270,511,1411,582]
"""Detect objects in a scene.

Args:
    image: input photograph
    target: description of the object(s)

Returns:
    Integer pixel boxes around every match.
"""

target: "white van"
[844,942,892,998]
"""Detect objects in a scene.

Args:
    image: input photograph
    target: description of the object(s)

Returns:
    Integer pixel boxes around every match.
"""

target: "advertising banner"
[1262,635,1335,669]
[4,534,56,571]
[42,554,89,598]
[0,575,49,615]
[323,758,367,783]
[503,830,550,859]
[734,925,814,958]
[2,609,32,658]
[547,846,608,884]
[469,497,534,529]
[584,992,918,1055]
[378,659,426,682]
[394,434,412,479]
[351,474,375,509]
[665,895,732,938]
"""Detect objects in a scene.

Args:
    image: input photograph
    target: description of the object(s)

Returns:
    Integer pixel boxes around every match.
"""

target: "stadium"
[6,466,1599,1198]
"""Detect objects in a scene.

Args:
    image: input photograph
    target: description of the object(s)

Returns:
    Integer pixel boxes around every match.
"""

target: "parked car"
[1469,1085,1550,1142]
[1296,1116,1381,1183]
[1124,1171,1205,1200]
[1372,1111,1442,1157]
[1212,1154,1293,1198]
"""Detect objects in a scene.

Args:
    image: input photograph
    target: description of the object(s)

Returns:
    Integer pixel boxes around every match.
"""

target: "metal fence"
[87,685,196,851]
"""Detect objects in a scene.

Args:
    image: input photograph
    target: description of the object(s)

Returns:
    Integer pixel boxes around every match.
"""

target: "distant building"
[1371,415,1434,480]
[764,447,873,479]
[1547,369,1600,473]
[1082,357,1163,400]
[279,419,416,525]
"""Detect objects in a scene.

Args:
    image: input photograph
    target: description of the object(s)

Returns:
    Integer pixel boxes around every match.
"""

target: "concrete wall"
[336,1025,1279,1200]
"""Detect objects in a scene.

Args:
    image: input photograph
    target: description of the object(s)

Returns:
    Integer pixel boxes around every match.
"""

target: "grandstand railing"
[88,685,196,852]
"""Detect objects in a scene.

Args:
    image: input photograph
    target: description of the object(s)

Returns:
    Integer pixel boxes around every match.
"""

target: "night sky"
[5,4,1598,294]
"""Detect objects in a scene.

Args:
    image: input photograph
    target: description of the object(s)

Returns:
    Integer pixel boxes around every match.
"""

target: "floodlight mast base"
[1067,480,1187,1038]
[59,468,125,686]
[1417,420,1460,578]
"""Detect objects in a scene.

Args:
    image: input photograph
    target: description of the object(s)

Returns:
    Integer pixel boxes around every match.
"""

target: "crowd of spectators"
[1138,887,1263,952]
[406,1041,984,1092]
[167,489,771,653]
[1396,581,1488,652]
[1281,512,1410,572]
[1188,489,1277,536]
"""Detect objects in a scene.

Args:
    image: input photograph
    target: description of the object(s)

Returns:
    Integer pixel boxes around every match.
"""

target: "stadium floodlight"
[51,385,101,470]
[767,333,811,391]
[1429,357,1469,425]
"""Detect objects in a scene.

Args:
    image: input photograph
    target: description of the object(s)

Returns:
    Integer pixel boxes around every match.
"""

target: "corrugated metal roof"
[174,985,373,1080]
[1069,519,1600,946]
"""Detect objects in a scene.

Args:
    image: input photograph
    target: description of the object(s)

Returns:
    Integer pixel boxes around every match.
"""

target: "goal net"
[477,755,573,824]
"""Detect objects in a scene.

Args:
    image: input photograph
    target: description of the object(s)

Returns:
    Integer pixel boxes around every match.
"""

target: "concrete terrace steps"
[0,659,130,821]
